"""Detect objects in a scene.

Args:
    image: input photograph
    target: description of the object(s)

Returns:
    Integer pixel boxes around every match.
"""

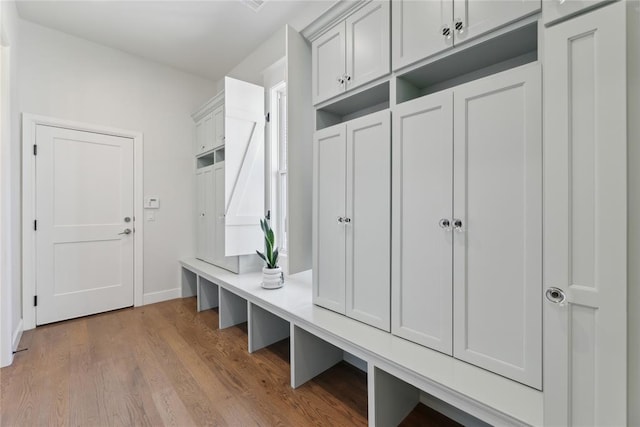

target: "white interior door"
[392,91,454,354]
[312,124,346,314]
[392,0,454,70]
[452,63,542,389]
[345,1,390,91]
[345,110,391,331]
[224,76,265,256]
[35,125,134,325]
[543,3,627,424]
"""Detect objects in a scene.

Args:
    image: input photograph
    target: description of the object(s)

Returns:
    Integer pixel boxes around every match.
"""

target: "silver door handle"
[545,287,567,305]
[118,228,132,235]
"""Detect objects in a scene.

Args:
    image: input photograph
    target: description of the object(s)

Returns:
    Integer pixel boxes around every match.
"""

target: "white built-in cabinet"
[312,1,390,105]
[391,0,540,70]
[194,105,224,156]
[192,77,265,273]
[392,63,542,389]
[543,0,611,25]
[313,110,391,331]
[543,2,627,424]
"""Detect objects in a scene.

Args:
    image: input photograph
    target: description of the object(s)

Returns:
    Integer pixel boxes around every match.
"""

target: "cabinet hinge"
[34,295,38,307]
[34,220,37,231]
[33,144,38,156]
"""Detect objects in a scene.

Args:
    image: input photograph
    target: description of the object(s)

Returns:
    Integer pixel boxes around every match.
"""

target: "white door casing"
[392,0,454,71]
[312,124,347,314]
[22,114,143,331]
[35,125,135,325]
[224,76,265,256]
[345,110,391,331]
[392,91,454,354]
[345,1,390,91]
[452,63,542,389]
[543,3,627,424]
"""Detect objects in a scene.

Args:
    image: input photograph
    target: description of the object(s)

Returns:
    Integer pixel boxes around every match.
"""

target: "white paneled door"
[543,3,627,425]
[452,64,542,389]
[35,125,134,325]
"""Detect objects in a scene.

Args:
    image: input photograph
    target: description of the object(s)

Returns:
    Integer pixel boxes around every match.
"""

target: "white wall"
[18,20,216,306]
[1,0,22,366]
[628,1,639,424]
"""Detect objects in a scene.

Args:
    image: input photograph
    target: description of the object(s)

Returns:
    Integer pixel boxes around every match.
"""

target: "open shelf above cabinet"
[316,81,389,130]
[396,21,537,104]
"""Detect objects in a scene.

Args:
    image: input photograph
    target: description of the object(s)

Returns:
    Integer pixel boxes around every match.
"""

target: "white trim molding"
[11,318,23,352]
[143,288,182,305]
[301,0,369,42]
[21,114,144,330]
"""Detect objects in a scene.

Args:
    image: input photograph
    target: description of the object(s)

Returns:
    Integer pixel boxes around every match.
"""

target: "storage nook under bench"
[180,258,542,426]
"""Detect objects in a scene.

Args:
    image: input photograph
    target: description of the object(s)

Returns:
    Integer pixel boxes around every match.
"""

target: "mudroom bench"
[179,258,542,426]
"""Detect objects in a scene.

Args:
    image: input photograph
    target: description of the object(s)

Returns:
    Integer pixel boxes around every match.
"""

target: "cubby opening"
[198,276,219,312]
[215,148,225,163]
[181,267,197,298]
[196,153,214,168]
[316,81,390,130]
[396,21,537,104]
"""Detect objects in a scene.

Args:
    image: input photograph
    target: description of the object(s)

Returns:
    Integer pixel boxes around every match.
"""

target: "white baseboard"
[143,287,182,305]
[12,318,23,351]
[420,391,490,427]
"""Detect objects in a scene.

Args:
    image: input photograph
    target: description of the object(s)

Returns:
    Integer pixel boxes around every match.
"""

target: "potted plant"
[256,218,283,289]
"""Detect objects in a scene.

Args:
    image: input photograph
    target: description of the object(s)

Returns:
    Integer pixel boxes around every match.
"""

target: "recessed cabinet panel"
[312,23,346,105]
[392,0,454,70]
[391,92,453,354]
[213,106,225,149]
[453,0,540,44]
[346,110,391,331]
[543,3,627,424]
[313,126,347,314]
[346,1,390,91]
[452,64,542,389]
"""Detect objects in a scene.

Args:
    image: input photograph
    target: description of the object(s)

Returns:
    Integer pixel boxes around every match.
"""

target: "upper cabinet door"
[313,125,347,314]
[543,3,627,425]
[345,110,391,331]
[392,0,454,71]
[312,22,346,105]
[224,77,265,256]
[345,1,390,91]
[213,105,224,149]
[391,92,454,353]
[453,0,541,43]
[543,0,612,26]
[452,63,542,389]
[195,113,214,155]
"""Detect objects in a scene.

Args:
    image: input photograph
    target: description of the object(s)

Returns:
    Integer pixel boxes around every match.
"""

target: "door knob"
[545,287,567,305]
[118,228,132,235]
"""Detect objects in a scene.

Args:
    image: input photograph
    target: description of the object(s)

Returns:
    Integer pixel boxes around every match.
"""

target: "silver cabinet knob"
[337,76,345,86]
[453,219,463,232]
[442,25,452,40]
[545,287,567,305]
[343,217,351,223]
[439,218,451,230]
[118,228,132,235]
[337,216,344,223]
[454,18,464,34]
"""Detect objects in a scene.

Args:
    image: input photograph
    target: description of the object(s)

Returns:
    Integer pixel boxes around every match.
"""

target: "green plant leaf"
[256,250,267,263]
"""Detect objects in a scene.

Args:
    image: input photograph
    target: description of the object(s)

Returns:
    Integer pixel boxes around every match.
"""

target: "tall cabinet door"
[212,162,227,268]
[392,0,453,71]
[345,110,391,331]
[392,92,454,353]
[345,1,390,91]
[453,0,540,44]
[196,166,215,264]
[543,3,627,425]
[452,64,542,389]
[313,125,347,314]
[312,23,346,105]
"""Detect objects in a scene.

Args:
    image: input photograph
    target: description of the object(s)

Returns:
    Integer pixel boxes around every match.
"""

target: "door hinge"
[265,112,270,123]
[33,144,37,156]
[34,295,38,307]
[34,220,37,231]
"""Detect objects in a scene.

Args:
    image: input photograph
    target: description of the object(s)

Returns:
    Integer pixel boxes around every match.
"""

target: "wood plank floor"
[1,297,461,426]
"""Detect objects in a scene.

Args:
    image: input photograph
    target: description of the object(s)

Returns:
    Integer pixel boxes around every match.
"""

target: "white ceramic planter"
[261,266,283,289]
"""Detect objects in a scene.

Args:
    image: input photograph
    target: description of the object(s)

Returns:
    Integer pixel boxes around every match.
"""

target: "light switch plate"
[144,196,160,209]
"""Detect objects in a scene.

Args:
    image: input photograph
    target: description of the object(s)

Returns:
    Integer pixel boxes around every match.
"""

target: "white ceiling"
[16,0,335,81]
